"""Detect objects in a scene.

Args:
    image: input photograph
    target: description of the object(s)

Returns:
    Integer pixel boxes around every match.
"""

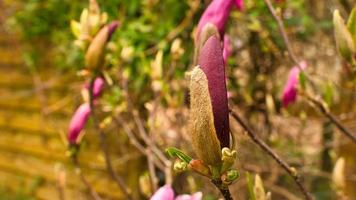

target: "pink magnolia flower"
[92,77,105,99]
[198,35,230,148]
[67,103,91,144]
[150,185,202,200]
[223,35,231,64]
[196,0,243,39]
[282,61,307,107]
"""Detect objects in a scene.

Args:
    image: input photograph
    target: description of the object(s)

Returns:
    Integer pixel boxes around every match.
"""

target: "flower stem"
[212,179,233,200]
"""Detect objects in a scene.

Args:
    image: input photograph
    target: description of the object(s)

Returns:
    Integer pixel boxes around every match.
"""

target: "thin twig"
[89,77,133,200]
[212,179,233,200]
[229,108,313,200]
[113,115,166,170]
[147,149,159,191]
[71,153,103,200]
[306,95,356,142]
[122,79,172,184]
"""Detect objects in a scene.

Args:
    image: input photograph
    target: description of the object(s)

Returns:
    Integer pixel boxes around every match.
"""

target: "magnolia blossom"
[67,103,91,144]
[282,61,307,107]
[92,77,105,98]
[196,0,243,38]
[223,35,231,64]
[150,185,202,200]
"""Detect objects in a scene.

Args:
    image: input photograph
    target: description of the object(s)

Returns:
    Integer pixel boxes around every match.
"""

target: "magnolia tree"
[64,0,356,199]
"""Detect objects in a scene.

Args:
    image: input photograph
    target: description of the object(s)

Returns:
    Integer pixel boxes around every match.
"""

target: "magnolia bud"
[221,147,237,173]
[221,169,239,185]
[254,174,267,200]
[198,36,230,148]
[188,159,211,178]
[67,103,91,144]
[85,21,118,70]
[174,161,188,172]
[347,7,356,48]
[190,67,222,166]
[332,157,346,190]
[333,10,355,63]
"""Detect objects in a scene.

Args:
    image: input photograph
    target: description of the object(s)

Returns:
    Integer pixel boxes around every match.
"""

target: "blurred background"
[0,0,355,199]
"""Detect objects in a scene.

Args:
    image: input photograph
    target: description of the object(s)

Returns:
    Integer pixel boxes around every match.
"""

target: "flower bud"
[254,174,267,200]
[347,7,356,47]
[221,147,237,173]
[188,159,212,177]
[282,61,307,107]
[67,103,91,144]
[221,169,239,185]
[332,157,346,190]
[174,161,188,172]
[190,67,222,166]
[198,36,230,148]
[85,21,119,70]
[333,10,355,63]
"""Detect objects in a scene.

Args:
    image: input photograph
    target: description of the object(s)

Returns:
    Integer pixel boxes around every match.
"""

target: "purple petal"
[92,77,105,99]
[107,21,119,40]
[282,61,307,107]
[196,0,236,38]
[223,35,231,64]
[68,103,91,144]
[235,0,243,10]
[175,192,203,200]
[151,185,175,200]
[198,36,230,148]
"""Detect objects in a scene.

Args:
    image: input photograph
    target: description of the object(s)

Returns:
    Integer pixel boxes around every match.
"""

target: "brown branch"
[306,95,356,143]
[88,77,133,200]
[212,179,233,200]
[113,114,166,170]
[71,153,103,200]
[122,79,172,185]
[229,108,313,200]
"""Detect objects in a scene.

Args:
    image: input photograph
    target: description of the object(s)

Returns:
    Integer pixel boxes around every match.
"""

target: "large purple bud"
[198,35,230,148]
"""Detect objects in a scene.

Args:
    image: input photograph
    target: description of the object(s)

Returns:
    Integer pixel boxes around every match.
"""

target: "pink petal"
[198,35,230,148]
[175,192,203,200]
[196,0,237,39]
[151,185,175,200]
[92,77,105,98]
[67,103,91,144]
[282,61,307,107]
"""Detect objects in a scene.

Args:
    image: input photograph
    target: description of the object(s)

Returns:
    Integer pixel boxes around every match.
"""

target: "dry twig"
[229,107,313,200]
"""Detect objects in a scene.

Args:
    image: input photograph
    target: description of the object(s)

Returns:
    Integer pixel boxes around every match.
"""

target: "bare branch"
[229,107,313,200]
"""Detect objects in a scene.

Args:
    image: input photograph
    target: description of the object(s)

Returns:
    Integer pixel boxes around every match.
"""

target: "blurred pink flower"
[175,192,203,200]
[67,103,91,144]
[196,0,243,39]
[223,35,231,64]
[150,185,202,200]
[92,77,105,98]
[150,185,174,200]
[84,77,105,99]
[282,61,307,107]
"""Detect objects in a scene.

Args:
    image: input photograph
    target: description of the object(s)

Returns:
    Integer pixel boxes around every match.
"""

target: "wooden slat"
[0,151,123,199]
